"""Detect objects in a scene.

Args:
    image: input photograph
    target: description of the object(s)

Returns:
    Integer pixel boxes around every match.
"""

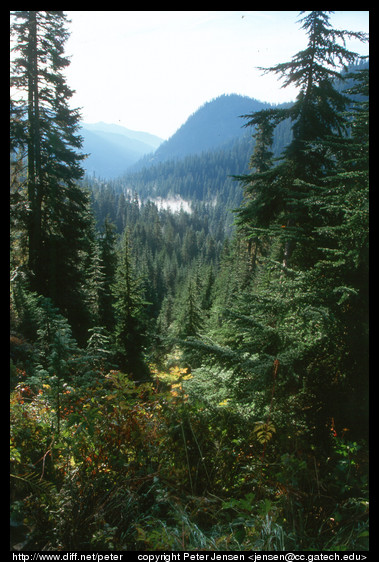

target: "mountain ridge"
[137,94,273,168]
[80,122,164,178]
[82,121,163,148]
[81,62,368,179]
[80,94,277,178]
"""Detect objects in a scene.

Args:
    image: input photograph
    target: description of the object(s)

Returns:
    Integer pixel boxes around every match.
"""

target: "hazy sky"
[64,11,369,140]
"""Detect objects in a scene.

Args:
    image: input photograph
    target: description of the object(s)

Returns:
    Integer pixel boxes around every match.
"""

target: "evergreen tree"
[84,232,105,329]
[112,229,150,381]
[234,109,279,270]
[175,279,203,341]
[174,278,204,368]
[10,11,90,341]
[98,218,117,332]
[236,11,368,269]
[303,67,369,436]
[190,12,369,447]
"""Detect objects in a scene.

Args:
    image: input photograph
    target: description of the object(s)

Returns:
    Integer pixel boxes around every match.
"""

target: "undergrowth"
[10,364,369,551]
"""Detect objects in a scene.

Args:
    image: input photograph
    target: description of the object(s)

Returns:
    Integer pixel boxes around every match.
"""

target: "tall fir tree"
[10,11,92,343]
[236,11,368,269]
[191,12,368,447]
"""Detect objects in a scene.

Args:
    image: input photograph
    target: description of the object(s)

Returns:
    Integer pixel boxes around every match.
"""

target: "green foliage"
[10,356,369,550]
[10,11,368,553]
[112,229,150,380]
[10,11,96,344]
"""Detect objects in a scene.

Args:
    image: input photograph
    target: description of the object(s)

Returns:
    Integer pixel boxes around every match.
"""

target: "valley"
[10,11,369,552]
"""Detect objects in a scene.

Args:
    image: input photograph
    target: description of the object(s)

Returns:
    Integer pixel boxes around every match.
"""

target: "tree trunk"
[27,11,43,290]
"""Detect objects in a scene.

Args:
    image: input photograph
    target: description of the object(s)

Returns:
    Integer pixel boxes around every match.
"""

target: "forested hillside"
[88,137,252,237]
[89,103,293,235]
[10,11,369,552]
[143,95,271,165]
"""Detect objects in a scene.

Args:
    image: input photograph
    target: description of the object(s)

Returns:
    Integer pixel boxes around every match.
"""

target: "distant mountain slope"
[81,62,367,180]
[122,94,293,209]
[80,122,163,178]
[120,116,293,230]
[83,122,163,149]
[141,94,272,167]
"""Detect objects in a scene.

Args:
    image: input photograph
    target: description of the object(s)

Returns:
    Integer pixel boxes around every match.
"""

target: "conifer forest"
[10,11,369,552]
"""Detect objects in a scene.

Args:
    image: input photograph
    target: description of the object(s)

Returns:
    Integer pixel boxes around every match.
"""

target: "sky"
[63,11,370,140]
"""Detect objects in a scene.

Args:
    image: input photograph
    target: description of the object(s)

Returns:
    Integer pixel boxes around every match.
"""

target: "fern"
[253,421,276,444]
[11,471,55,495]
